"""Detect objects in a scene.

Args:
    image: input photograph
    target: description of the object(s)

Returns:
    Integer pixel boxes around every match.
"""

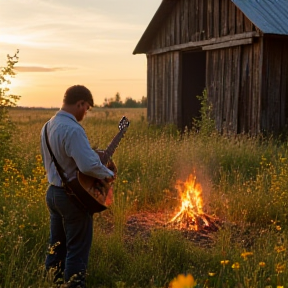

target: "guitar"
[73,116,130,213]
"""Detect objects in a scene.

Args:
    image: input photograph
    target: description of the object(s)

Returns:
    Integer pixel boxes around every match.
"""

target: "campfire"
[168,174,219,232]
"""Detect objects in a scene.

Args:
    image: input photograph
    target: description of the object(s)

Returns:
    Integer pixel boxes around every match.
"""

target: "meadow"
[1,107,288,288]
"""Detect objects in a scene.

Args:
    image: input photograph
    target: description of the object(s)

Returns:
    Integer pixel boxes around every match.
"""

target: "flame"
[169,174,212,231]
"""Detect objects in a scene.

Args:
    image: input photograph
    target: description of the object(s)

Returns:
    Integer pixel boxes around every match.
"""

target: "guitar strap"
[44,122,68,186]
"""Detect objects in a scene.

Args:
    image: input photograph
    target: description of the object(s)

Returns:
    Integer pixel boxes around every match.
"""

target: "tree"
[140,96,147,107]
[0,50,20,167]
[103,92,123,108]
[0,50,20,108]
[124,97,138,108]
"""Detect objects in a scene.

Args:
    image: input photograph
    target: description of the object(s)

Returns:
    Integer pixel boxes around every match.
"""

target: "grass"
[1,107,288,287]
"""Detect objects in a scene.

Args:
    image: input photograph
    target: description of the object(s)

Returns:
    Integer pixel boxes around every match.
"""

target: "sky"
[0,0,162,108]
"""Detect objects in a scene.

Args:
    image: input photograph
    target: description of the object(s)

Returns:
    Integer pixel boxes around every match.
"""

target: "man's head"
[63,85,94,107]
[62,85,94,121]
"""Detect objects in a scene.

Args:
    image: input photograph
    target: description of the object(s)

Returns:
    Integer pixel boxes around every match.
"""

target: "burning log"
[168,174,220,232]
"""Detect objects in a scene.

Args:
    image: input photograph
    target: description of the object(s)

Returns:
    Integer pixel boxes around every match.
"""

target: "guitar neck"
[101,129,126,165]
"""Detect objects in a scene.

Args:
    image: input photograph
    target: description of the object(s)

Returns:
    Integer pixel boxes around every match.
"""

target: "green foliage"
[193,89,216,136]
[0,50,20,171]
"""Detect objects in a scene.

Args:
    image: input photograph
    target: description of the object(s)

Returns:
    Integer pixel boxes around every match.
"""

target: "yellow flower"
[276,286,284,288]
[122,180,128,184]
[276,263,285,273]
[241,251,253,260]
[259,262,266,268]
[48,241,61,255]
[169,274,196,288]
[220,260,229,265]
[232,262,240,270]
[208,272,216,277]
[275,246,286,253]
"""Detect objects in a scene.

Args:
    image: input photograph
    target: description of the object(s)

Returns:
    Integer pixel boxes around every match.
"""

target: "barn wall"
[261,36,288,133]
[147,0,259,132]
[206,39,262,134]
[145,0,288,134]
[147,52,181,125]
[150,0,256,51]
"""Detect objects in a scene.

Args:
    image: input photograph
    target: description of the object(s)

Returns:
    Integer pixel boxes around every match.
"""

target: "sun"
[0,75,22,91]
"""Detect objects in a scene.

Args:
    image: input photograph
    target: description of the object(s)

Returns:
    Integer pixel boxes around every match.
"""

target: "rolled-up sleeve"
[65,128,114,179]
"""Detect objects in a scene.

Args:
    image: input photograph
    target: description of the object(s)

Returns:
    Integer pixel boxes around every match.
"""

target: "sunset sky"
[0,0,161,108]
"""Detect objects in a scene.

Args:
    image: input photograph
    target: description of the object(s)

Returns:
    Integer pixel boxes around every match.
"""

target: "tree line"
[102,92,147,108]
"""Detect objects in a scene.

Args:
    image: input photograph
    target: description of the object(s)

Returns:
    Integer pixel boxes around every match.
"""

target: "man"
[40,85,115,287]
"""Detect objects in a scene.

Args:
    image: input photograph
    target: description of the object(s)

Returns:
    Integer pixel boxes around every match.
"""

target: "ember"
[168,174,219,232]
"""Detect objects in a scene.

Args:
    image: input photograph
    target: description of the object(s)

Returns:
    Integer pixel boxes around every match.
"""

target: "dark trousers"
[45,185,93,287]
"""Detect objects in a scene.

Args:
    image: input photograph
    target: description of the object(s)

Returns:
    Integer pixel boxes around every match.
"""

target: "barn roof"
[133,0,288,54]
[232,0,288,35]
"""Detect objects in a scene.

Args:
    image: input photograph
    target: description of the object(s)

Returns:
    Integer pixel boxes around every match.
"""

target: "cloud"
[15,66,76,72]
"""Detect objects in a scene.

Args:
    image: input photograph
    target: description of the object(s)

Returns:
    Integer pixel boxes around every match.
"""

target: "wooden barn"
[133,0,288,134]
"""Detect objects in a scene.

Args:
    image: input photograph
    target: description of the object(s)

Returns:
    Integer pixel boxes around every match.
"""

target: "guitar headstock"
[118,116,130,131]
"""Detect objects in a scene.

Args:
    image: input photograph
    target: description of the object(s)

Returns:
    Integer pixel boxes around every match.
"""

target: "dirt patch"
[95,210,220,247]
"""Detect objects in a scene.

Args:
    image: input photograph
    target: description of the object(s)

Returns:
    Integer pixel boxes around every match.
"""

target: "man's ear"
[76,100,84,108]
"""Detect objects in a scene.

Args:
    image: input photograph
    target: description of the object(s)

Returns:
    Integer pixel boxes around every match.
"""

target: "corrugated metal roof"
[232,0,288,35]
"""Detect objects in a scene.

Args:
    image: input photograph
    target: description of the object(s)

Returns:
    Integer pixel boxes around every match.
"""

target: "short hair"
[63,85,94,107]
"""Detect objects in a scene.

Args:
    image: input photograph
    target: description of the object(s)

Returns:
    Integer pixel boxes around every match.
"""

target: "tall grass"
[1,107,288,287]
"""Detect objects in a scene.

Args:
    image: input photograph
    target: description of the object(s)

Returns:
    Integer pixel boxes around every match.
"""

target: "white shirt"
[40,110,114,186]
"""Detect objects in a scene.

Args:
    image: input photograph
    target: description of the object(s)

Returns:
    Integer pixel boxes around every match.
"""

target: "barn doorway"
[181,50,206,130]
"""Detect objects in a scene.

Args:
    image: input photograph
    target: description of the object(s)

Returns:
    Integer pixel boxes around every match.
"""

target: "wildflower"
[220,260,229,266]
[232,262,240,270]
[241,251,253,260]
[275,246,286,253]
[275,263,285,273]
[276,225,282,231]
[122,180,128,184]
[48,241,61,255]
[169,273,196,288]
[259,262,266,268]
[276,286,284,288]
[208,272,216,277]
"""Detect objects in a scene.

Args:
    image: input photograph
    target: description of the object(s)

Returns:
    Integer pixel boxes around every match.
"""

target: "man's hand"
[105,175,115,183]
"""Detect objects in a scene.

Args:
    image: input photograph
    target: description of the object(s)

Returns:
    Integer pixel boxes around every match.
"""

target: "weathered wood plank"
[228,1,236,35]
[213,0,220,38]
[251,40,262,134]
[221,0,228,36]
[184,0,189,42]
[236,7,244,34]
[203,38,253,50]
[225,48,232,133]
[207,0,212,39]
[147,55,151,122]
[149,32,259,55]
[195,0,200,41]
[199,0,204,41]
[175,1,181,45]
[244,14,254,32]
[280,40,288,128]
[173,52,181,125]
[233,46,241,133]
